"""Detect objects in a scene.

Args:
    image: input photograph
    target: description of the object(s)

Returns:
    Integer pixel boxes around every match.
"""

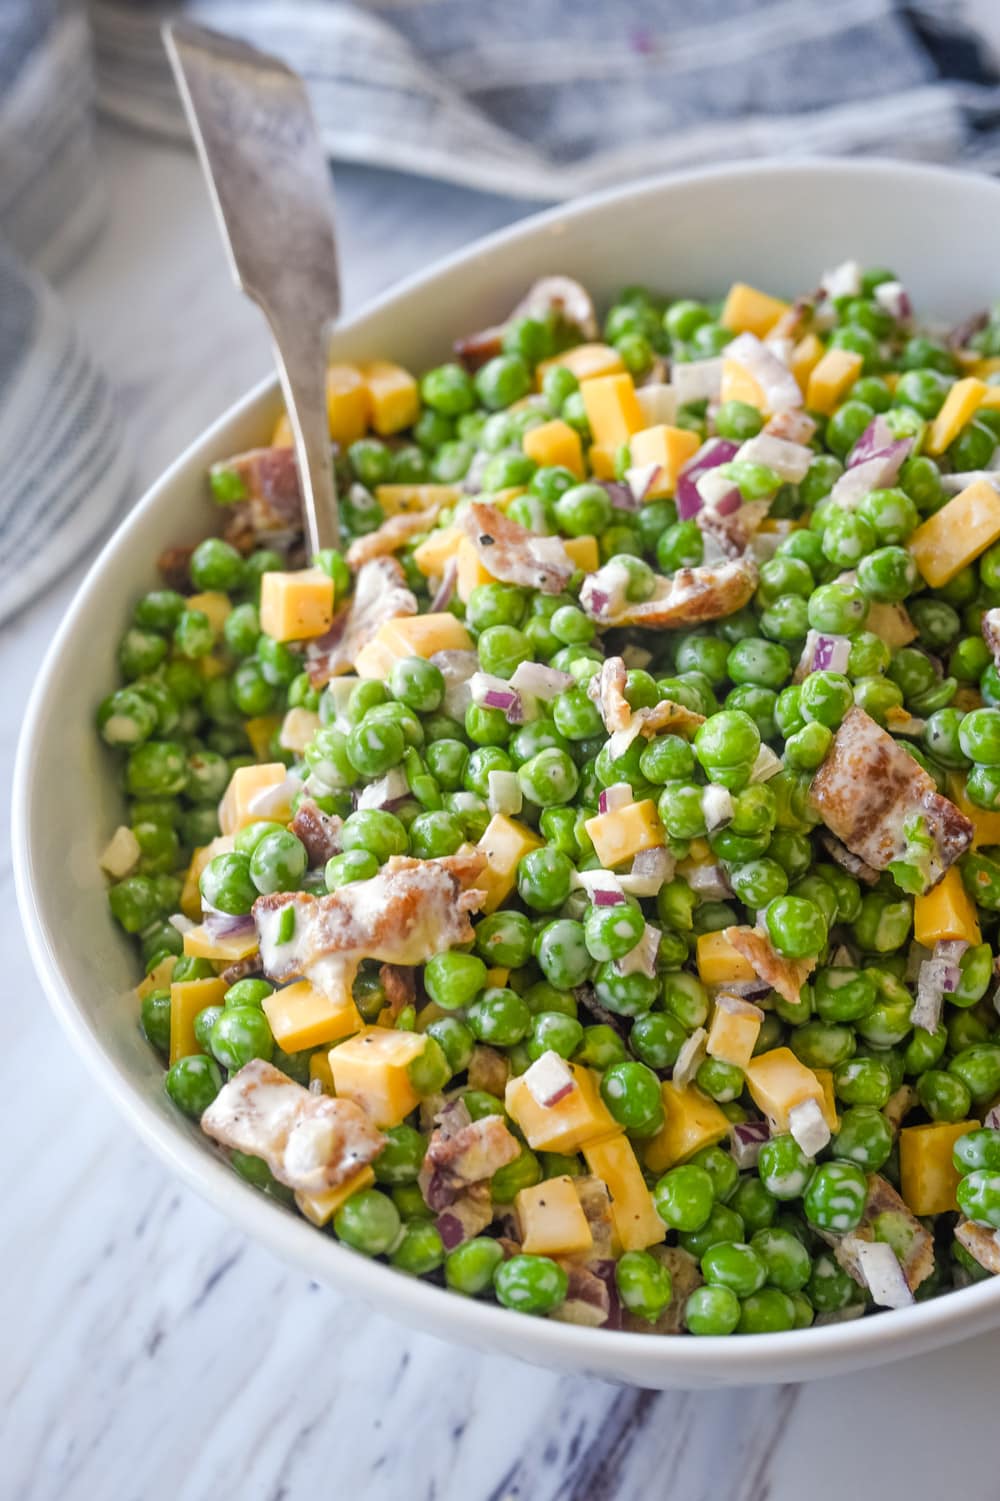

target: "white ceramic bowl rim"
[15,155,1000,1381]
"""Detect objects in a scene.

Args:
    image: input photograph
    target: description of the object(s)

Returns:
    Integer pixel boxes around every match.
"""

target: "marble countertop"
[6,126,1000,1501]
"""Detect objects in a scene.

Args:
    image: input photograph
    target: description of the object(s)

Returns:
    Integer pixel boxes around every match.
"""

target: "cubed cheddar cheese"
[629,424,700,499]
[644,1080,730,1174]
[744,1047,824,1132]
[136,953,177,1001]
[584,800,665,869]
[328,1026,428,1128]
[813,1068,840,1133]
[515,1175,594,1256]
[805,349,864,416]
[579,373,645,449]
[562,534,600,572]
[900,1120,980,1216]
[352,639,400,679]
[977,384,1000,411]
[720,282,789,339]
[456,534,498,601]
[359,359,420,435]
[695,930,757,986]
[476,813,545,913]
[522,418,584,478]
[219,764,292,835]
[926,377,988,456]
[243,714,282,762]
[271,411,293,447]
[325,364,372,445]
[186,591,231,636]
[536,343,625,387]
[414,1001,450,1032]
[180,835,235,918]
[505,1062,620,1153]
[263,980,362,1052]
[908,479,1000,587]
[182,923,259,963]
[169,976,227,1065]
[309,1049,336,1093]
[789,332,825,394]
[373,483,460,518]
[259,567,334,642]
[946,772,1000,849]
[583,1135,666,1252]
[377,613,474,660]
[706,994,763,1069]
[279,707,321,755]
[720,359,765,411]
[587,443,617,479]
[295,1165,375,1227]
[412,526,462,578]
[972,357,1000,380]
[485,966,510,989]
[198,654,227,681]
[914,865,981,949]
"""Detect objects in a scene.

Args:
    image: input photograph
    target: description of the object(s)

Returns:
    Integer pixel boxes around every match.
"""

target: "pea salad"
[98,264,1000,1336]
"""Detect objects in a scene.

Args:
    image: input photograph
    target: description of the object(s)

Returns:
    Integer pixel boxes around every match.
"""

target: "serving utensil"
[164,20,341,552]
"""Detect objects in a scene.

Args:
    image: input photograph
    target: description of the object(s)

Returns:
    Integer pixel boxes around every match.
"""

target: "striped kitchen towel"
[4,0,1000,623]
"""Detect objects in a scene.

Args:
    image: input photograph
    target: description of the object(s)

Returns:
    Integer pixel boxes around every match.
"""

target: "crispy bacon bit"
[306,556,417,685]
[622,1246,702,1335]
[865,600,918,650]
[588,656,630,734]
[571,1176,617,1262]
[345,506,439,570]
[819,831,879,886]
[201,1059,383,1193]
[379,963,415,1021]
[829,1174,934,1294]
[461,501,574,594]
[810,706,973,893]
[467,1044,510,1098]
[947,309,989,351]
[766,296,816,346]
[454,276,598,370]
[955,1218,1000,1275]
[550,1262,611,1327]
[157,543,196,591]
[983,607,1000,668]
[696,500,770,560]
[587,555,758,629]
[289,796,343,867]
[220,953,265,987]
[883,1084,917,1133]
[254,852,488,990]
[436,1185,494,1249]
[724,925,815,1006]
[216,447,304,552]
[418,1101,519,1211]
[633,698,705,738]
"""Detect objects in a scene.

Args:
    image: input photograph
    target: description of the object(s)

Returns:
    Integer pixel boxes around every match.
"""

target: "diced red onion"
[701,783,734,832]
[831,446,911,510]
[635,382,677,427]
[723,332,803,413]
[573,869,625,904]
[730,1119,770,1169]
[246,772,302,820]
[598,480,639,512]
[429,558,458,613]
[847,415,913,474]
[471,671,524,723]
[357,766,410,811]
[676,438,740,520]
[168,912,195,935]
[598,782,632,816]
[713,486,743,517]
[580,561,631,621]
[618,846,674,898]
[614,923,661,979]
[873,280,911,322]
[765,410,817,445]
[203,910,257,941]
[673,357,723,405]
[623,463,661,505]
[487,769,522,817]
[911,956,959,1031]
[788,1097,830,1157]
[673,1027,707,1089]
[821,259,862,300]
[737,433,813,484]
[719,978,773,1001]
[750,745,783,783]
[593,885,627,907]
[686,863,732,900]
[524,1050,576,1108]
[695,468,742,513]
[430,649,478,721]
[984,1103,1000,1130]
[810,631,852,675]
[510,661,573,700]
[942,469,1000,496]
[934,938,970,964]
[852,1239,913,1310]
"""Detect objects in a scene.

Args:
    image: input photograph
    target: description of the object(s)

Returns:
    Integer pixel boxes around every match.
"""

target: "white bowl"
[15,158,1000,1388]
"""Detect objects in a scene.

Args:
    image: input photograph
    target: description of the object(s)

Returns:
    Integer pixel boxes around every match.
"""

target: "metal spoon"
[164,20,340,553]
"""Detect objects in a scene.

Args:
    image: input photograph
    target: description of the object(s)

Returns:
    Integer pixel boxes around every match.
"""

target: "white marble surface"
[6,126,1000,1501]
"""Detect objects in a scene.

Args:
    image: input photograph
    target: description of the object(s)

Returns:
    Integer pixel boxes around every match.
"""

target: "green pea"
[141,988,172,1053]
[764,895,827,959]
[730,1178,778,1235]
[535,918,592,989]
[949,1043,1000,1103]
[679,1203,745,1259]
[599,1060,664,1134]
[685,1284,741,1336]
[493,1253,568,1315]
[737,1287,797,1335]
[954,1127,1000,1173]
[653,1164,715,1232]
[831,1106,893,1172]
[575,1023,628,1070]
[917,1069,972,1123]
[517,847,574,912]
[616,1250,673,1322]
[758,1135,814,1201]
[701,1240,767,1297]
[803,1161,867,1233]
[807,1253,858,1314]
[164,1054,223,1117]
[199,851,257,915]
[224,978,273,1009]
[490,1146,542,1203]
[466,988,530,1047]
[527,1010,584,1063]
[957,1169,1000,1230]
[444,1236,505,1295]
[341,809,407,863]
[209,1006,273,1070]
[424,952,487,1011]
[334,1188,401,1256]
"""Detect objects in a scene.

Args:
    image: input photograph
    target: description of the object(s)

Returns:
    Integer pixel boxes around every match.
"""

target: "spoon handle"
[163,20,341,554]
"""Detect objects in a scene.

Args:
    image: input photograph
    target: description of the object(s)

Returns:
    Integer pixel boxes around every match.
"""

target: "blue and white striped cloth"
[4,0,1000,623]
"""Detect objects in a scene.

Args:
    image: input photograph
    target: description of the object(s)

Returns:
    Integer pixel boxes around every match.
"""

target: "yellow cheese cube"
[476,813,545,913]
[485,967,510,989]
[198,654,227,681]
[914,865,982,949]
[515,1175,594,1256]
[414,1001,449,1033]
[325,364,372,445]
[182,923,259,963]
[536,343,625,387]
[218,763,292,836]
[584,800,665,869]
[926,377,989,456]
[695,930,757,986]
[720,282,789,339]
[185,591,231,636]
[373,483,461,518]
[309,1050,336,1093]
[587,443,617,479]
[279,707,321,755]
[353,639,401,679]
[412,526,462,578]
[522,418,585,479]
[900,1120,980,1216]
[505,1063,620,1153]
[720,359,766,411]
[806,349,865,416]
[259,567,334,643]
[271,411,293,447]
[644,1080,730,1174]
[136,954,177,1001]
[908,478,1000,587]
[263,980,362,1052]
[169,976,227,1065]
[978,385,1000,410]
[972,357,1000,379]
[789,332,825,394]
[946,773,1000,849]
[744,1047,824,1132]
[328,1026,428,1128]
[377,613,474,660]
[295,1165,375,1227]
[359,359,419,435]
[456,534,498,601]
[243,714,281,762]
[562,535,599,572]
[579,373,645,449]
[706,995,763,1069]
[583,1135,666,1252]
[813,1068,840,1133]
[629,425,700,499]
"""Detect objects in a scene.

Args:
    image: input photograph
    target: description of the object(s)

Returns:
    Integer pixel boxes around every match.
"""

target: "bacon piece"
[345,506,439,570]
[378,963,415,1021]
[819,831,879,886]
[633,699,705,738]
[461,501,574,594]
[588,656,630,734]
[215,447,304,551]
[418,1100,519,1211]
[622,1245,702,1335]
[550,1262,612,1328]
[828,1174,935,1294]
[983,607,1000,668]
[467,1044,510,1098]
[435,1185,494,1249]
[454,275,598,370]
[289,797,343,867]
[570,1176,617,1262]
[810,706,973,893]
[586,555,758,629]
[220,953,265,987]
[883,1084,917,1133]
[253,852,488,994]
[306,555,417,685]
[201,1059,383,1193]
[696,500,770,560]
[157,543,196,591]
[955,1218,1000,1275]
[724,925,815,1006]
